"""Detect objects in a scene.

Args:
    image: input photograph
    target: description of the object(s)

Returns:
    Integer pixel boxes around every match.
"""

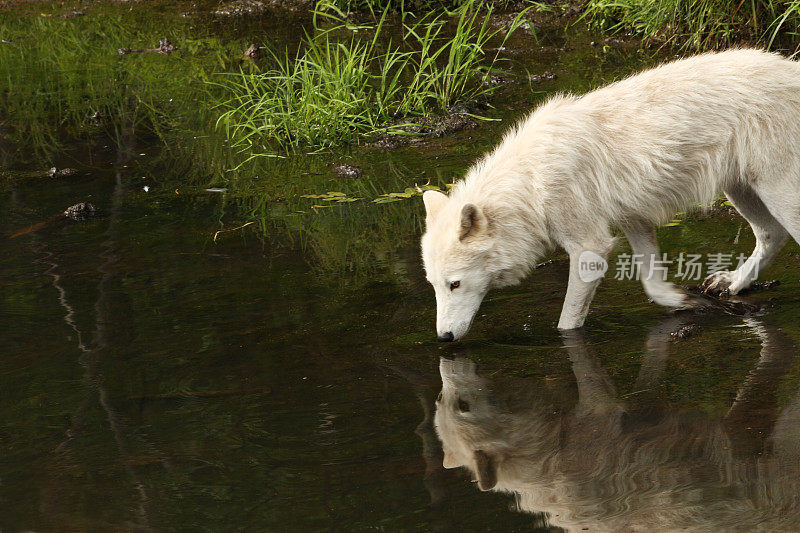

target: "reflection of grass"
[236,159,444,281]
[215,3,529,154]
[0,11,243,162]
[584,0,800,49]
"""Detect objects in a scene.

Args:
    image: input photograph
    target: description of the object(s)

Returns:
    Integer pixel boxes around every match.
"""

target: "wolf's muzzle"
[437,331,455,342]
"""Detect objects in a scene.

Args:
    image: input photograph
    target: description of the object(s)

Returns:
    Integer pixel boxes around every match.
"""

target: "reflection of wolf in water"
[434,319,800,532]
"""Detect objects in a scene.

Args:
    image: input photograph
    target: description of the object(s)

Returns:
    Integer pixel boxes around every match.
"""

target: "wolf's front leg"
[557,245,609,330]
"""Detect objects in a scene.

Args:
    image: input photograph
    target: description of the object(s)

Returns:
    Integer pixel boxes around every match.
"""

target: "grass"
[583,0,800,50]
[0,3,528,170]
[214,2,530,155]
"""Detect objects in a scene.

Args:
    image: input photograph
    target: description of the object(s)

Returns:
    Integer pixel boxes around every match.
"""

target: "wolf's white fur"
[422,49,800,338]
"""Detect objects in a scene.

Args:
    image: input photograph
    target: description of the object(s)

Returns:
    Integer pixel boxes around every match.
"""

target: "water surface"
[2,2,800,531]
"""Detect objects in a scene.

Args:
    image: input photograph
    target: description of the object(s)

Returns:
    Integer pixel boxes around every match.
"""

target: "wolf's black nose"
[438,332,455,342]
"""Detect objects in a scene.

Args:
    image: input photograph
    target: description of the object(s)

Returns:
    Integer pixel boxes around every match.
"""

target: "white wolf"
[421,49,800,341]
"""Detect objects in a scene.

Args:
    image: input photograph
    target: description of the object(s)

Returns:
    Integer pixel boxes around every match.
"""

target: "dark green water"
[2,2,800,531]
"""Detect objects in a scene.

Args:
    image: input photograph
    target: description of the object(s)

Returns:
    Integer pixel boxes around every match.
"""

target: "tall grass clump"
[584,0,800,50]
[214,2,529,154]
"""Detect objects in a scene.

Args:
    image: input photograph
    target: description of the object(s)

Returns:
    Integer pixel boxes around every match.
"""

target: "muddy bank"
[372,113,479,149]
[215,0,312,14]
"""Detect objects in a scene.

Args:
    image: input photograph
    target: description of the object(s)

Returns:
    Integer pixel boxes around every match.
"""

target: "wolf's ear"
[459,204,487,241]
[423,190,448,223]
[473,449,497,491]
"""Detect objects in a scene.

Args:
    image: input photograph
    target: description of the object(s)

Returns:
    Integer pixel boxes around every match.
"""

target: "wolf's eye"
[457,399,470,412]
[436,391,443,403]
[449,281,460,290]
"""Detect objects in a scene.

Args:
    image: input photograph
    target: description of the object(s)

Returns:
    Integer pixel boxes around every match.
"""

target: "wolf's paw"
[700,271,743,297]
[649,286,693,308]
[673,292,711,311]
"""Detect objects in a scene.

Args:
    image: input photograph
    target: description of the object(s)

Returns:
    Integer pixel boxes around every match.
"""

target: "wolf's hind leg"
[622,219,694,308]
[701,183,789,296]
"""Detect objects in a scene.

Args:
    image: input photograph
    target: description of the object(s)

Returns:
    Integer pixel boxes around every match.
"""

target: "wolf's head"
[420,190,497,342]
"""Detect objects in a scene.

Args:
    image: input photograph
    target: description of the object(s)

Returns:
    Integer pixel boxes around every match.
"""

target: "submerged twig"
[213,221,255,242]
[9,202,98,238]
[9,219,51,238]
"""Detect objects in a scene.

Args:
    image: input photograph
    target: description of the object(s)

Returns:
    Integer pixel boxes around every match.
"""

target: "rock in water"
[64,202,98,221]
[244,44,262,60]
[48,167,77,178]
[333,164,363,179]
[528,71,558,83]
[158,38,177,55]
[671,323,700,340]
